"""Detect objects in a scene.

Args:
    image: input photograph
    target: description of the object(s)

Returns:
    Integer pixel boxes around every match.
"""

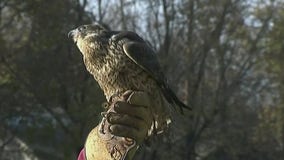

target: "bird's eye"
[79,26,87,32]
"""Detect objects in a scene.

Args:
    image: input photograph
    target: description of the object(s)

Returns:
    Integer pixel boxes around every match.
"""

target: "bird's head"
[68,23,113,54]
[68,23,111,43]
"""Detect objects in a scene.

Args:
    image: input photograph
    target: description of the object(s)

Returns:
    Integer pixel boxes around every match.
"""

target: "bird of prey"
[68,23,190,134]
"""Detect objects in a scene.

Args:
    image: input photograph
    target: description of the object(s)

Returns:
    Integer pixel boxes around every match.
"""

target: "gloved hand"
[107,91,152,144]
[84,91,153,160]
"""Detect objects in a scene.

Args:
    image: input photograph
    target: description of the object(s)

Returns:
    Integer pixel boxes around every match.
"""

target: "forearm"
[85,127,111,160]
[85,126,138,160]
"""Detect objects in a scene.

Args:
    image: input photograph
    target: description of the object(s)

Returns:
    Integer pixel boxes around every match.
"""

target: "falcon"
[68,23,190,134]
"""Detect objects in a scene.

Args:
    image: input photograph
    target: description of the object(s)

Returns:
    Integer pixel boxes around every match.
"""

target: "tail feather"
[160,83,191,113]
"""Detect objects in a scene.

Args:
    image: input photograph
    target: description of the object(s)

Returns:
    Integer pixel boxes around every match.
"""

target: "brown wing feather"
[121,37,191,112]
[122,42,165,84]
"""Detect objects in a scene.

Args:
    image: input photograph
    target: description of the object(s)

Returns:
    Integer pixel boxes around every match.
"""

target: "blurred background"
[0,0,283,159]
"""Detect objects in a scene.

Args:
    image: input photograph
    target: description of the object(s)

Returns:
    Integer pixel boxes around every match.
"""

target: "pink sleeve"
[77,148,86,160]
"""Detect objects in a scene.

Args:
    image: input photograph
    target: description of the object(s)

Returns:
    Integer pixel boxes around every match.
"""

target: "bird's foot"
[99,90,137,160]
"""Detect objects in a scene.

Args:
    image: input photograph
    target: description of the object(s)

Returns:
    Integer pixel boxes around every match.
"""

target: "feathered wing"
[123,42,165,83]
[120,34,191,112]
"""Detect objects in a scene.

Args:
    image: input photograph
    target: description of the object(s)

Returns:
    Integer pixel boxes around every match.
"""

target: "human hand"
[84,91,153,160]
[107,91,152,144]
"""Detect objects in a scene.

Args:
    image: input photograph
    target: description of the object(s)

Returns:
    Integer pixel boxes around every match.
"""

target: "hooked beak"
[68,29,76,38]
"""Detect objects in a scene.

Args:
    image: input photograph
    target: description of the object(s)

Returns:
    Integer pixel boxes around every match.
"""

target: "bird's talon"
[101,112,107,118]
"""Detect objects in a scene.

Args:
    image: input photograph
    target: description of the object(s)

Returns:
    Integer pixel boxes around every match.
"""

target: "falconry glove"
[85,91,152,160]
